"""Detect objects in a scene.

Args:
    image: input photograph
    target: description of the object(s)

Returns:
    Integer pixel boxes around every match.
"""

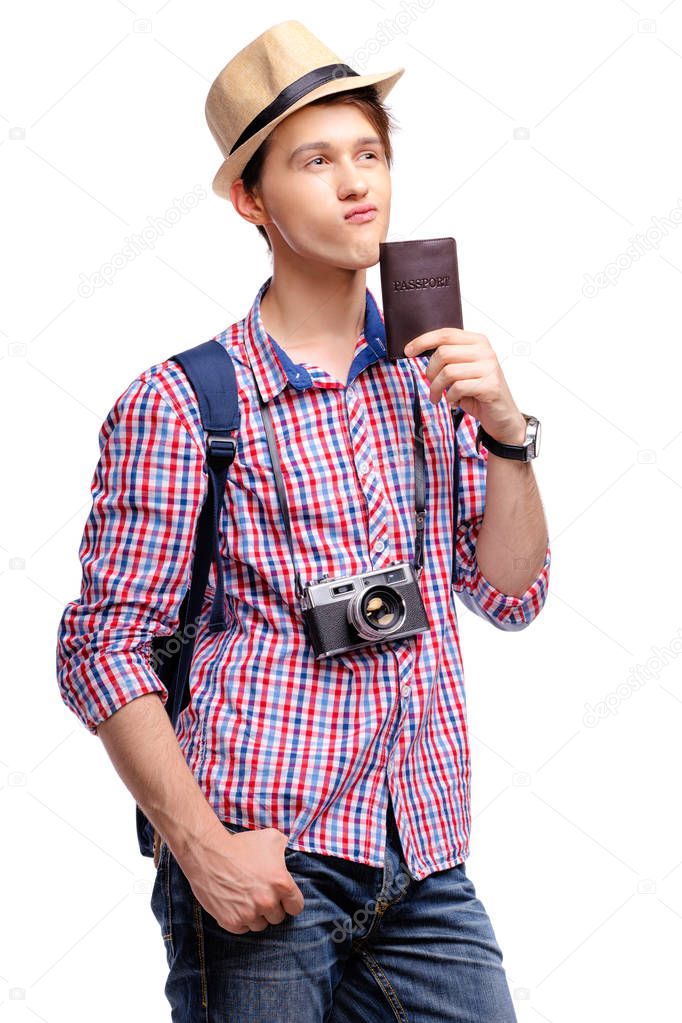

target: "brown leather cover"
[379,237,463,361]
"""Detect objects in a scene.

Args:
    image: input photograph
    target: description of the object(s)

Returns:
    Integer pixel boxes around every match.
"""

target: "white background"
[2,1,682,1019]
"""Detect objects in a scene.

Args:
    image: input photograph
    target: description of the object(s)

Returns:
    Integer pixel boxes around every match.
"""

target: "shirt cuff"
[456,541,551,631]
[57,639,169,735]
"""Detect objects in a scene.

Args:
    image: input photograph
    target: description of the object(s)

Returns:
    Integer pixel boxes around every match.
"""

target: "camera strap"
[249,360,465,603]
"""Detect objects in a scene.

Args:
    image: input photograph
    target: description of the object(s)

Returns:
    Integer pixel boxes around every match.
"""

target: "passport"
[379,236,463,361]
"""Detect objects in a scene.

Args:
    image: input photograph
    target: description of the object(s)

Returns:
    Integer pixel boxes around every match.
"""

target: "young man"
[56,20,550,1022]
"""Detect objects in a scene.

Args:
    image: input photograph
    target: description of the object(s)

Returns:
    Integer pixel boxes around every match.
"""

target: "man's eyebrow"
[288,136,384,162]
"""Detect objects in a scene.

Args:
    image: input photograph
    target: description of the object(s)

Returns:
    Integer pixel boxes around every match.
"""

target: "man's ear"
[230,179,269,227]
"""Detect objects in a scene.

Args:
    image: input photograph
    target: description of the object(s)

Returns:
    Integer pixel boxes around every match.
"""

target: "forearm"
[476,449,549,597]
[96,692,224,866]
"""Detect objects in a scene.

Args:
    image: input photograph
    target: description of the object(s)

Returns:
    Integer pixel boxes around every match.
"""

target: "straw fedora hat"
[205,20,405,199]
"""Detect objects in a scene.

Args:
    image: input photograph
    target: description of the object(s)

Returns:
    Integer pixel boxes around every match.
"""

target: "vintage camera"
[300,560,431,659]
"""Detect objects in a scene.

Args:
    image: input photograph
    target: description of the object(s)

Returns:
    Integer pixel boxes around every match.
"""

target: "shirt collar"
[241,276,387,403]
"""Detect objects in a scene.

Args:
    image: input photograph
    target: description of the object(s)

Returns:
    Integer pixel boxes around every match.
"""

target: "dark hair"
[239,83,399,254]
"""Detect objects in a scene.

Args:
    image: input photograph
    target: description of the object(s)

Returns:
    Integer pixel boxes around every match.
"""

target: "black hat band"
[229,63,360,155]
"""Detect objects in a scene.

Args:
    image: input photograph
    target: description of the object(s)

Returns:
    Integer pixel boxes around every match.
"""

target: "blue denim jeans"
[150,797,517,1021]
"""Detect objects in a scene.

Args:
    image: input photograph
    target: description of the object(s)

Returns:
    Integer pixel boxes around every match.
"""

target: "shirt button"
[401,684,410,697]
[374,539,385,553]
[359,461,368,475]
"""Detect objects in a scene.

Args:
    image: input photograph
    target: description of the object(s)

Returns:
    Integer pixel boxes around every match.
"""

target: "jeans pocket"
[283,845,302,868]
[150,842,175,964]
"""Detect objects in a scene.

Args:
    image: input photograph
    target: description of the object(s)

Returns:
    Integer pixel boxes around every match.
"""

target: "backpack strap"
[166,338,239,725]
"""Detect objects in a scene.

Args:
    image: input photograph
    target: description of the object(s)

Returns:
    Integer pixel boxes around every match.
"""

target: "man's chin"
[331,258,379,272]
[338,243,384,271]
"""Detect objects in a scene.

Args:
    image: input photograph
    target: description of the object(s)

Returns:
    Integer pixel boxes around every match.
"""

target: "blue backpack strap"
[136,338,239,859]
[167,338,240,725]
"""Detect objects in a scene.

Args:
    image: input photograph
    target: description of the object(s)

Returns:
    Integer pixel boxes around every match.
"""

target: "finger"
[245,916,271,932]
[282,885,306,915]
[429,364,485,404]
[421,349,483,387]
[262,904,288,926]
[443,377,486,406]
[404,330,479,356]
[426,344,480,365]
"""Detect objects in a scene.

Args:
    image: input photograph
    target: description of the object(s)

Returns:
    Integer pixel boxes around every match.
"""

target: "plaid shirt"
[56,276,550,880]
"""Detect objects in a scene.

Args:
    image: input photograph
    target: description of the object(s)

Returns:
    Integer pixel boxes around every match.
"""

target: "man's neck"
[259,264,368,354]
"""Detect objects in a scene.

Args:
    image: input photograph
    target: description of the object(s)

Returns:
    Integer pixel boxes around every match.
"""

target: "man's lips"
[345,203,377,217]
[345,206,378,224]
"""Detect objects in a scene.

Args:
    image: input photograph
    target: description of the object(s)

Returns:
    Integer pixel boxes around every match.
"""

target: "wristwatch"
[475,414,541,461]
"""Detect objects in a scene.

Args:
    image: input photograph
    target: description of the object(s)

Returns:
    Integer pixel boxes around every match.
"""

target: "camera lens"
[347,584,407,640]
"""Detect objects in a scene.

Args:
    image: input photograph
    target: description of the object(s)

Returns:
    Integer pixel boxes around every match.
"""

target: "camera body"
[301,560,431,659]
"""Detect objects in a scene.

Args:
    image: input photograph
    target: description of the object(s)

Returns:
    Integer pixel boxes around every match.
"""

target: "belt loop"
[153,827,161,869]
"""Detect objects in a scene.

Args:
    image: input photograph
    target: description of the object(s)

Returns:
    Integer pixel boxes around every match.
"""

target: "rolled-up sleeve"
[55,374,207,734]
[452,414,550,631]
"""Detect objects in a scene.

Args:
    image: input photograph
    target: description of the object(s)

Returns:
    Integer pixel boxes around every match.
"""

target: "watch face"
[531,418,541,456]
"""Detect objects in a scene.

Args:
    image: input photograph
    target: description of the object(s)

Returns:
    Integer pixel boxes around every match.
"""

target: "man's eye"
[306,152,379,167]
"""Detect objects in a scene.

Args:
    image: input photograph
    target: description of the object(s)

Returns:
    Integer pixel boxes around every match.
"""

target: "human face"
[254,101,392,269]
